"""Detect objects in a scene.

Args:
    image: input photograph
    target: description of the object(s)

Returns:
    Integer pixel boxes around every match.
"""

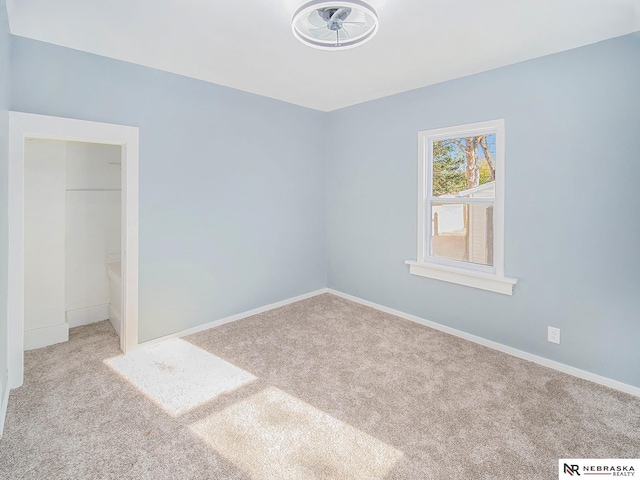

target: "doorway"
[7,112,139,389]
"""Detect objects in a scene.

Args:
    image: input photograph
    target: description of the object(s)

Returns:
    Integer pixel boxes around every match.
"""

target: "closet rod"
[66,188,122,192]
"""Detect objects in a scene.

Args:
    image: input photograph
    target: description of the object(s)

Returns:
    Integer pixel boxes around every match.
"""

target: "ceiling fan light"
[292,0,379,51]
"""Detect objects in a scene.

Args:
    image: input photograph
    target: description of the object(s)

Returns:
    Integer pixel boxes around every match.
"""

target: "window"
[406,119,517,295]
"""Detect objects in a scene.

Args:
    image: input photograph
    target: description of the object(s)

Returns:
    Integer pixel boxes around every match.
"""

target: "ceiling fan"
[292,0,379,51]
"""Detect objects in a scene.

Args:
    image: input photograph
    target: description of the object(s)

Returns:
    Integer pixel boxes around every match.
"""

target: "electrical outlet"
[548,326,561,344]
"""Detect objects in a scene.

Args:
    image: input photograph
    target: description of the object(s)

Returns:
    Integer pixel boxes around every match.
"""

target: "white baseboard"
[66,304,109,328]
[108,305,122,338]
[0,369,9,437]
[137,285,639,398]
[327,289,640,398]
[138,288,330,348]
[24,323,69,351]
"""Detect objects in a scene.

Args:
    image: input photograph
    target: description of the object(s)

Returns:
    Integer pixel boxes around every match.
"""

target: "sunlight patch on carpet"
[189,386,403,480]
[106,339,255,415]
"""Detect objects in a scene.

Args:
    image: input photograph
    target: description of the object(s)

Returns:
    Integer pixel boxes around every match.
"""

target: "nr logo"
[564,464,581,476]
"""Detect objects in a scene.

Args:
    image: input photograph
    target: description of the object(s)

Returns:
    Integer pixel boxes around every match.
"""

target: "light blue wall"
[0,0,11,386]
[327,33,640,387]
[10,37,327,342]
[7,30,640,387]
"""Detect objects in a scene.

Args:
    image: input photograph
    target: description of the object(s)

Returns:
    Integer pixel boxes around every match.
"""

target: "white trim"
[420,252,496,274]
[327,289,640,398]
[138,289,330,348]
[417,119,510,284]
[423,121,503,140]
[8,112,139,389]
[430,197,494,205]
[24,323,69,351]
[66,304,109,328]
[0,369,9,437]
[405,260,517,295]
[108,305,122,338]
[494,120,506,276]
[120,136,139,356]
[417,132,426,261]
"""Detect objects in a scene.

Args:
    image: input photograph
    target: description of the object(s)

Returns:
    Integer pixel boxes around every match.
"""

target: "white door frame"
[7,112,139,389]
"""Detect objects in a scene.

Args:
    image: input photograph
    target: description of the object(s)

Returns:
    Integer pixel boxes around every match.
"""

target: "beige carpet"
[1,294,639,479]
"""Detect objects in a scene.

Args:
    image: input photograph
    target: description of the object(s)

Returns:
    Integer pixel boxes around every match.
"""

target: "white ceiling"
[6,0,640,111]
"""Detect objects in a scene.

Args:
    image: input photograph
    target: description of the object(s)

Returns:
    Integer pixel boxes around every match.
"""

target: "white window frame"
[406,119,518,295]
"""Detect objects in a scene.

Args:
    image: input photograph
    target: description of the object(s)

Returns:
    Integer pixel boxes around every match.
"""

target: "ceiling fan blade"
[330,7,348,22]
[342,21,365,26]
[306,10,326,28]
[310,29,335,40]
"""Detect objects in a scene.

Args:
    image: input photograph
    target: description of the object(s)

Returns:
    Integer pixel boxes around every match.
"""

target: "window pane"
[430,203,494,266]
[432,134,496,198]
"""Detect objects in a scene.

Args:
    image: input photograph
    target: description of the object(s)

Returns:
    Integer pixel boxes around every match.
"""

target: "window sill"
[405,260,518,295]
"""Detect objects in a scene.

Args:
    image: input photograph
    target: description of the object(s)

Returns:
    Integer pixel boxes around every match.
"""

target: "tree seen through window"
[432,134,496,197]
